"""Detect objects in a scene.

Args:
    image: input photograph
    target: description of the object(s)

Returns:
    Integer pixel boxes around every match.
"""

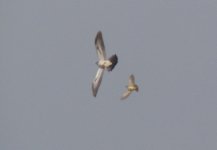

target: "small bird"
[121,74,139,100]
[92,31,118,97]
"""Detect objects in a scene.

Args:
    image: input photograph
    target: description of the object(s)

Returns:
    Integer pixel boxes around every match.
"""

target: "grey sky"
[1,0,217,150]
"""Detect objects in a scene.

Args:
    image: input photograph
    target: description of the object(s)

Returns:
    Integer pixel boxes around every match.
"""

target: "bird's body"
[97,60,112,68]
[121,74,139,100]
[92,31,118,97]
[127,84,139,92]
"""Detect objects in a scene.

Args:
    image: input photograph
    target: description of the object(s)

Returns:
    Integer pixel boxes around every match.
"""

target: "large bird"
[121,74,139,100]
[92,31,118,97]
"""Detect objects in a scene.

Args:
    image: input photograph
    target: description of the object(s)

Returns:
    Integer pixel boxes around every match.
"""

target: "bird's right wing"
[128,74,135,86]
[120,90,132,100]
[95,31,106,60]
[92,68,104,97]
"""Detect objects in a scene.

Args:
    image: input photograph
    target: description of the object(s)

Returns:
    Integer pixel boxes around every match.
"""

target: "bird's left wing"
[121,90,132,100]
[128,74,135,86]
[95,31,106,60]
[92,68,104,97]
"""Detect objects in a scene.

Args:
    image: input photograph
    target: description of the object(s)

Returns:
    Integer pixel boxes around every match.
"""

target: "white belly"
[98,60,112,68]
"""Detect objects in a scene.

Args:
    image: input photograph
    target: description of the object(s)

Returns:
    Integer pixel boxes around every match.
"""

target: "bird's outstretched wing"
[107,54,118,71]
[92,68,104,97]
[128,74,135,86]
[121,90,132,100]
[95,31,106,60]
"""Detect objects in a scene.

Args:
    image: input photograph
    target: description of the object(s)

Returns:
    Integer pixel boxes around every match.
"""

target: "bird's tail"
[107,54,118,71]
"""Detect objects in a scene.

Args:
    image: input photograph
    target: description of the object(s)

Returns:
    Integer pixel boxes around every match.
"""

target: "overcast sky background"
[1,0,217,150]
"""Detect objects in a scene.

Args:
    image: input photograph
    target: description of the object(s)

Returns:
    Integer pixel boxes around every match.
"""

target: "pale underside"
[98,60,112,68]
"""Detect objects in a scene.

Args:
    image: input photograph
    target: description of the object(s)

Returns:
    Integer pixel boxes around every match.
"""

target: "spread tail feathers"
[107,54,118,71]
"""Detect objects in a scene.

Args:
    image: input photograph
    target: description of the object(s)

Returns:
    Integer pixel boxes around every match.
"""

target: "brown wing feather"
[95,31,106,60]
[129,74,135,86]
[120,90,132,100]
[92,68,104,97]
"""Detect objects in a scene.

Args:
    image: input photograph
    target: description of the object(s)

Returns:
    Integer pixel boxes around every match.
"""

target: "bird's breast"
[128,85,137,91]
[98,60,112,68]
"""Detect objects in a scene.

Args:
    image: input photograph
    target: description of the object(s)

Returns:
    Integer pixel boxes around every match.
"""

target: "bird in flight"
[92,31,118,97]
[121,74,139,100]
